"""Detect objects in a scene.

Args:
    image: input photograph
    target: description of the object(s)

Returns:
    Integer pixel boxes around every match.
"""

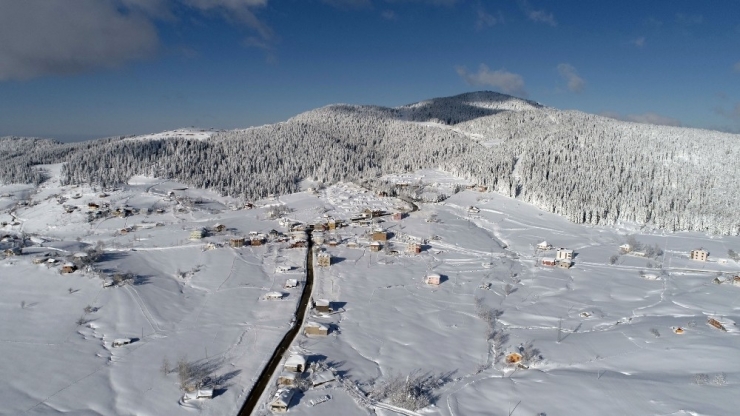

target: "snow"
[3,167,740,416]
[124,128,218,142]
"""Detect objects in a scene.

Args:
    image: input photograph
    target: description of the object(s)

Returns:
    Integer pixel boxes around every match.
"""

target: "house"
[277,372,296,387]
[213,223,226,232]
[690,249,708,262]
[392,212,405,221]
[317,252,331,267]
[733,276,740,287]
[557,259,572,269]
[284,279,298,289]
[556,248,573,260]
[312,370,336,387]
[250,234,266,246]
[229,237,245,248]
[304,322,329,336]
[327,239,339,247]
[264,292,284,300]
[425,273,442,285]
[88,202,100,211]
[619,244,632,253]
[312,232,325,244]
[362,208,383,219]
[407,242,422,254]
[313,299,332,314]
[477,185,488,192]
[270,388,295,413]
[61,263,77,273]
[347,241,358,249]
[190,229,205,240]
[196,388,213,399]
[371,230,387,241]
[541,258,557,266]
[313,223,326,232]
[284,354,306,373]
[112,338,132,347]
[536,241,551,251]
[327,218,337,230]
[369,241,382,252]
[290,239,307,249]
[276,266,292,273]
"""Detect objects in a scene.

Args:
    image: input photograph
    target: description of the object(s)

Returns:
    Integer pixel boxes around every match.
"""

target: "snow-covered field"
[2,167,740,415]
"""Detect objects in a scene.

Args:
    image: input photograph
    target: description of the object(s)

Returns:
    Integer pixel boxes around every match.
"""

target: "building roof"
[285,354,306,368]
[271,388,295,407]
[305,321,328,330]
[265,291,283,299]
[314,299,330,307]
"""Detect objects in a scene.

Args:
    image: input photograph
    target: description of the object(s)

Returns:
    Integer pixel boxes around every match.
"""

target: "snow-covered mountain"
[2,91,739,234]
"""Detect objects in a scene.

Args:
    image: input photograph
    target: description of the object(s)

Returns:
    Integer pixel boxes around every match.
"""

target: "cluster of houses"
[537,241,573,269]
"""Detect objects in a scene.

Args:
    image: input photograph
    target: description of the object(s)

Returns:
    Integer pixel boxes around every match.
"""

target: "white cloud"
[556,63,585,93]
[184,0,273,40]
[518,0,556,26]
[476,6,503,30]
[0,0,159,81]
[456,64,527,97]
[633,36,646,47]
[601,111,682,127]
[734,61,740,72]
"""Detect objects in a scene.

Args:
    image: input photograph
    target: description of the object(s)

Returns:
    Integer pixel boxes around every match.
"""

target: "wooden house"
[213,223,226,233]
[541,258,557,267]
[317,252,331,267]
[313,299,332,314]
[304,322,329,336]
[407,242,422,254]
[327,218,337,230]
[250,234,266,246]
[284,279,298,289]
[690,249,708,262]
[269,388,295,413]
[61,263,77,273]
[284,354,306,373]
[425,273,442,285]
[369,241,382,252]
[229,237,245,248]
[556,248,573,260]
[87,202,100,211]
[371,230,387,241]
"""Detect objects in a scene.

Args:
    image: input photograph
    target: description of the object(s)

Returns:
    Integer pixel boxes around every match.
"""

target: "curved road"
[237,230,314,415]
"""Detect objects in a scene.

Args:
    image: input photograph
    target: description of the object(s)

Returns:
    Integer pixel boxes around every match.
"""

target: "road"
[237,230,315,415]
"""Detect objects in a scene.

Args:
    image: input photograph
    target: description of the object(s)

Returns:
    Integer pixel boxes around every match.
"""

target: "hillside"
[2,91,739,235]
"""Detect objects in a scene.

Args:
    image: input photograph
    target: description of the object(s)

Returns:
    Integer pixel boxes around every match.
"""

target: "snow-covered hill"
[2,91,739,235]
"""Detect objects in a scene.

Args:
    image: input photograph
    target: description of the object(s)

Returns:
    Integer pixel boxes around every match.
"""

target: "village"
[1,168,740,415]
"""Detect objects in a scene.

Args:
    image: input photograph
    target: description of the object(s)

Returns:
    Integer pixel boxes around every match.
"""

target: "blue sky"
[1,0,739,141]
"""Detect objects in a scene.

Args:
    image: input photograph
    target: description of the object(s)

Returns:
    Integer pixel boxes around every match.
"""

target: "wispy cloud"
[381,10,398,20]
[601,111,682,127]
[633,36,646,47]
[675,13,703,26]
[456,64,527,97]
[518,0,556,26]
[475,4,503,30]
[556,63,585,93]
[715,103,740,120]
[322,0,372,9]
[734,61,740,72]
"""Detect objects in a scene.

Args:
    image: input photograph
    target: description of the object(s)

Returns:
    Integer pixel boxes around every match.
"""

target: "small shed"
[317,252,331,267]
[536,241,551,251]
[270,388,295,413]
[284,279,298,289]
[61,263,77,273]
[229,237,246,248]
[112,338,132,347]
[304,322,329,336]
[264,292,284,300]
[392,212,404,221]
[690,249,708,262]
[190,229,205,240]
[425,273,441,285]
[541,258,557,267]
[314,299,333,314]
[284,354,306,373]
[277,372,296,387]
[369,241,382,252]
[213,223,226,232]
[556,248,573,260]
[196,388,213,399]
[371,230,388,241]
